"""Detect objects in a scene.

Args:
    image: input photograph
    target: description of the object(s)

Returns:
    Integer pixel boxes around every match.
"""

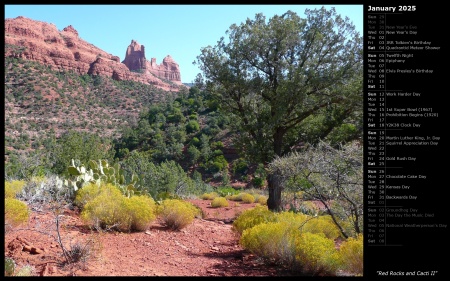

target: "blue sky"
[5,4,363,84]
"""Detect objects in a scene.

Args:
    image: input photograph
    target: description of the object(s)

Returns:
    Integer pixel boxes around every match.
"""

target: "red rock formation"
[150,55,182,83]
[4,16,184,91]
[122,39,147,71]
[122,40,182,85]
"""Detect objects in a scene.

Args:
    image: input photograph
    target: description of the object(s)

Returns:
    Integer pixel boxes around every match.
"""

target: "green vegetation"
[201,191,219,200]
[5,180,26,198]
[337,234,363,275]
[240,221,299,265]
[234,207,360,275]
[293,232,341,274]
[196,7,362,211]
[232,206,276,234]
[51,131,116,177]
[210,196,229,208]
[4,257,35,277]
[4,7,363,276]
[79,182,157,232]
[239,193,255,204]
[255,195,268,205]
[4,257,16,277]
[268,140,363,238]
[79,183,129,231]
[5,198,29,227]
[216,186,240,197]
[156,199,200,230]
[121,195,157,231]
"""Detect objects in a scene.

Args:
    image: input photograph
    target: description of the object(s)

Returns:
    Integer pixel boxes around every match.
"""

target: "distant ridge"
[4,16,186,92]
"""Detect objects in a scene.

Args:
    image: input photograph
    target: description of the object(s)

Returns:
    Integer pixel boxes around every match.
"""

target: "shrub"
[338,234,363,275]
[294,232,340,275]
[186,120,200,133]
[75,182,109,208]
[211,141,224,150]
[273,212,340,240]
[252,177,264,188]
[156,191,182,201]
[200,192,218,200]
[240,193,255,204]
[301,215,342,240]
[190,137,200,148]
[122,195,157,231]
[121,159,195,200]
[231,192,258,203]
[5,180,26,198]
[274,211,309,228]
[237,209,342,273]
[240,221,299,266]
[232,158,248,175]
[232,205,275,234]
[256,195,268,205]
[19,175,73,206]
[4,257,15,276]
[79,183,157,232]
[156,199,200,230]
[5,198,29,227]
[209,155,228,172]
[216,186,239,197]
[80,184,126,231]
[66,241,92,263]
[226,194,241,201]
[297,201,320,215]
[14,264,35,276]
[211,197,229,208]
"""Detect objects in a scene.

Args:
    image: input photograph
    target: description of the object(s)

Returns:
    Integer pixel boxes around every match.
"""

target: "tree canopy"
[195,7,363,211]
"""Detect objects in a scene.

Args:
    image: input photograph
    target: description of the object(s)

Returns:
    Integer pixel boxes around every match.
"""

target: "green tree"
[114,126,140,159]
[187,145,201,166]
[119,150,154,184]
[199,134,212,161]
[145,104,164,124]
[5,150,49,180]
[51,130,115,176]
[195,7,362,211]
[186,120,200,134]
[120,151,196,199]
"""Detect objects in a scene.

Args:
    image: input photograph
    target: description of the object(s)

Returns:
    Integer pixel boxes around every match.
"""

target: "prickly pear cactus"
[65,159,147,197]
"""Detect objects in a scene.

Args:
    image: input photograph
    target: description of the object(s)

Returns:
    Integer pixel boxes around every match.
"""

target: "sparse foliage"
[268,140,363,238]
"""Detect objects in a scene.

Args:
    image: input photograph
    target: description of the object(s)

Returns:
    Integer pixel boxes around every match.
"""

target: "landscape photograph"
[4,4,364,277]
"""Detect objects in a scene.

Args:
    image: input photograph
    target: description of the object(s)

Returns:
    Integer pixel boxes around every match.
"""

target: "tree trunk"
[267,128,285,212]
[267,171,282,212]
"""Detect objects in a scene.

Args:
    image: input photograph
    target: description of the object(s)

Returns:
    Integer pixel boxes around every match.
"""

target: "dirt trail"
[5,199,295,276]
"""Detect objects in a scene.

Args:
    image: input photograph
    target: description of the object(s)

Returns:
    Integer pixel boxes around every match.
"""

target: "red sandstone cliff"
[121,40,182,85]
[4,16,184,92]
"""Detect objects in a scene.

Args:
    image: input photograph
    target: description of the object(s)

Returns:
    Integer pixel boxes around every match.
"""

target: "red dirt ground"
[5,199,302,277]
